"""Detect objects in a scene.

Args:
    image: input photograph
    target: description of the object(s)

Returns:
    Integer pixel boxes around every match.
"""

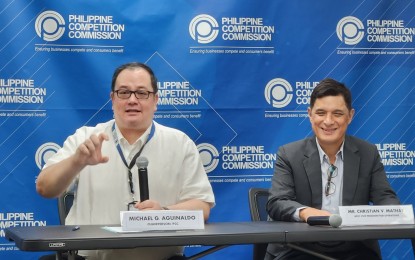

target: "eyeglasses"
[325,164,338,196]
[114,89,154,99]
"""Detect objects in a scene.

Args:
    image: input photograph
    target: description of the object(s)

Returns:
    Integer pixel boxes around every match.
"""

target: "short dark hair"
[310,78,352,110]
[111,62,158,93]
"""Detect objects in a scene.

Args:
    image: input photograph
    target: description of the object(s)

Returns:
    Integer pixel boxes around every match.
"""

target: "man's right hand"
[36,132,109,198]
[299,207,332,222]
[74,133,109,167]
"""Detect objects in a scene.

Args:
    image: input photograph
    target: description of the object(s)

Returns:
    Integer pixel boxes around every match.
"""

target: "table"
[5,222,415,259]
[6,222,286,260]
[5,222,286,251]
[283,223,415,259]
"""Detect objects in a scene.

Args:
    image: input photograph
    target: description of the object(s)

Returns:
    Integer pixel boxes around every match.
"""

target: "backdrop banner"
[1,1,414,259]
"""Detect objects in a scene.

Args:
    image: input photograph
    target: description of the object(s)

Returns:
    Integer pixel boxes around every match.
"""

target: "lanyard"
[112,122,155,200]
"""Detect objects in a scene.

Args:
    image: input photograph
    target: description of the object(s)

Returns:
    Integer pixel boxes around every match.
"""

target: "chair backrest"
[57,191,74,225]
[248,187,270,221]
[248,187,270,260]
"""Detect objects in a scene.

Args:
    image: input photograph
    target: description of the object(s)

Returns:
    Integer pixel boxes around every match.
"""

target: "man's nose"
[324,114,334,124]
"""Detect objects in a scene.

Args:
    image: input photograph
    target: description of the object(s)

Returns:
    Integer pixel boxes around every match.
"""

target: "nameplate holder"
[120,210,204,231]
[338,205,414,226]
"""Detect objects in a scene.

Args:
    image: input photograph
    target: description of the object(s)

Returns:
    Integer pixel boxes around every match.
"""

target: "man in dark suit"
[266,78,400,260]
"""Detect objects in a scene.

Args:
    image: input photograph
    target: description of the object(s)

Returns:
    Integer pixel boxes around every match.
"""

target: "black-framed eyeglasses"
[114,89,154,99]
[325,164,338,196]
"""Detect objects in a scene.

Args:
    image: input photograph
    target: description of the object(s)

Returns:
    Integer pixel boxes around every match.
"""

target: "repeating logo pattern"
[189,14,219,44]
[336,16,364,45]
[197,143,219,173]
[35,142,61,169]
[264,78,293,108]
[35,11,66,41]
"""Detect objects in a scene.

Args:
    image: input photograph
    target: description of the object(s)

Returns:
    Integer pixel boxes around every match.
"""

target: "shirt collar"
[315,137,344,165]
[114,122,152,147]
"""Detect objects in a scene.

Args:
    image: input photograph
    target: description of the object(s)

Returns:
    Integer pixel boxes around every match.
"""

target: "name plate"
[120,210,204,231]
[338,205,414,226]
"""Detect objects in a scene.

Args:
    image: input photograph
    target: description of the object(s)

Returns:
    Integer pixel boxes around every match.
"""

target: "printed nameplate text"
[338,205,414,226]
[120,210,204,231]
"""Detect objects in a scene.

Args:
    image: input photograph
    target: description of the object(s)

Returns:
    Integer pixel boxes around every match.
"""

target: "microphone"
[136,156,149,202]
[306,214,342,228]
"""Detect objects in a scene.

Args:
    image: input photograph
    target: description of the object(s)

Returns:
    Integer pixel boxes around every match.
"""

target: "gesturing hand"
[75,133,109,166]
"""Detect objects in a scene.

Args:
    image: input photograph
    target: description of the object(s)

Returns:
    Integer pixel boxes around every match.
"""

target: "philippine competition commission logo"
[35,142,61,169]
[197,143,219,173]
[336,16,364,45]
[35,11,65,41]
[264,78,293,108]
[189,14,219,44]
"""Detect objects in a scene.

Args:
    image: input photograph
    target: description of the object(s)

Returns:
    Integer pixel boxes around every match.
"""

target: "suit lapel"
[342,137,360,205]
[303,138,323,208]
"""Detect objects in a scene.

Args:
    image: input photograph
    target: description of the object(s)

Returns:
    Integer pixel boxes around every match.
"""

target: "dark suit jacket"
[266,135,400,258]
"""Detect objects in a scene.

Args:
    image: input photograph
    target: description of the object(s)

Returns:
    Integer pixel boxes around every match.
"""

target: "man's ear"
[348,108,355,124]
[307,107,312,121]
[153,94,158,112]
